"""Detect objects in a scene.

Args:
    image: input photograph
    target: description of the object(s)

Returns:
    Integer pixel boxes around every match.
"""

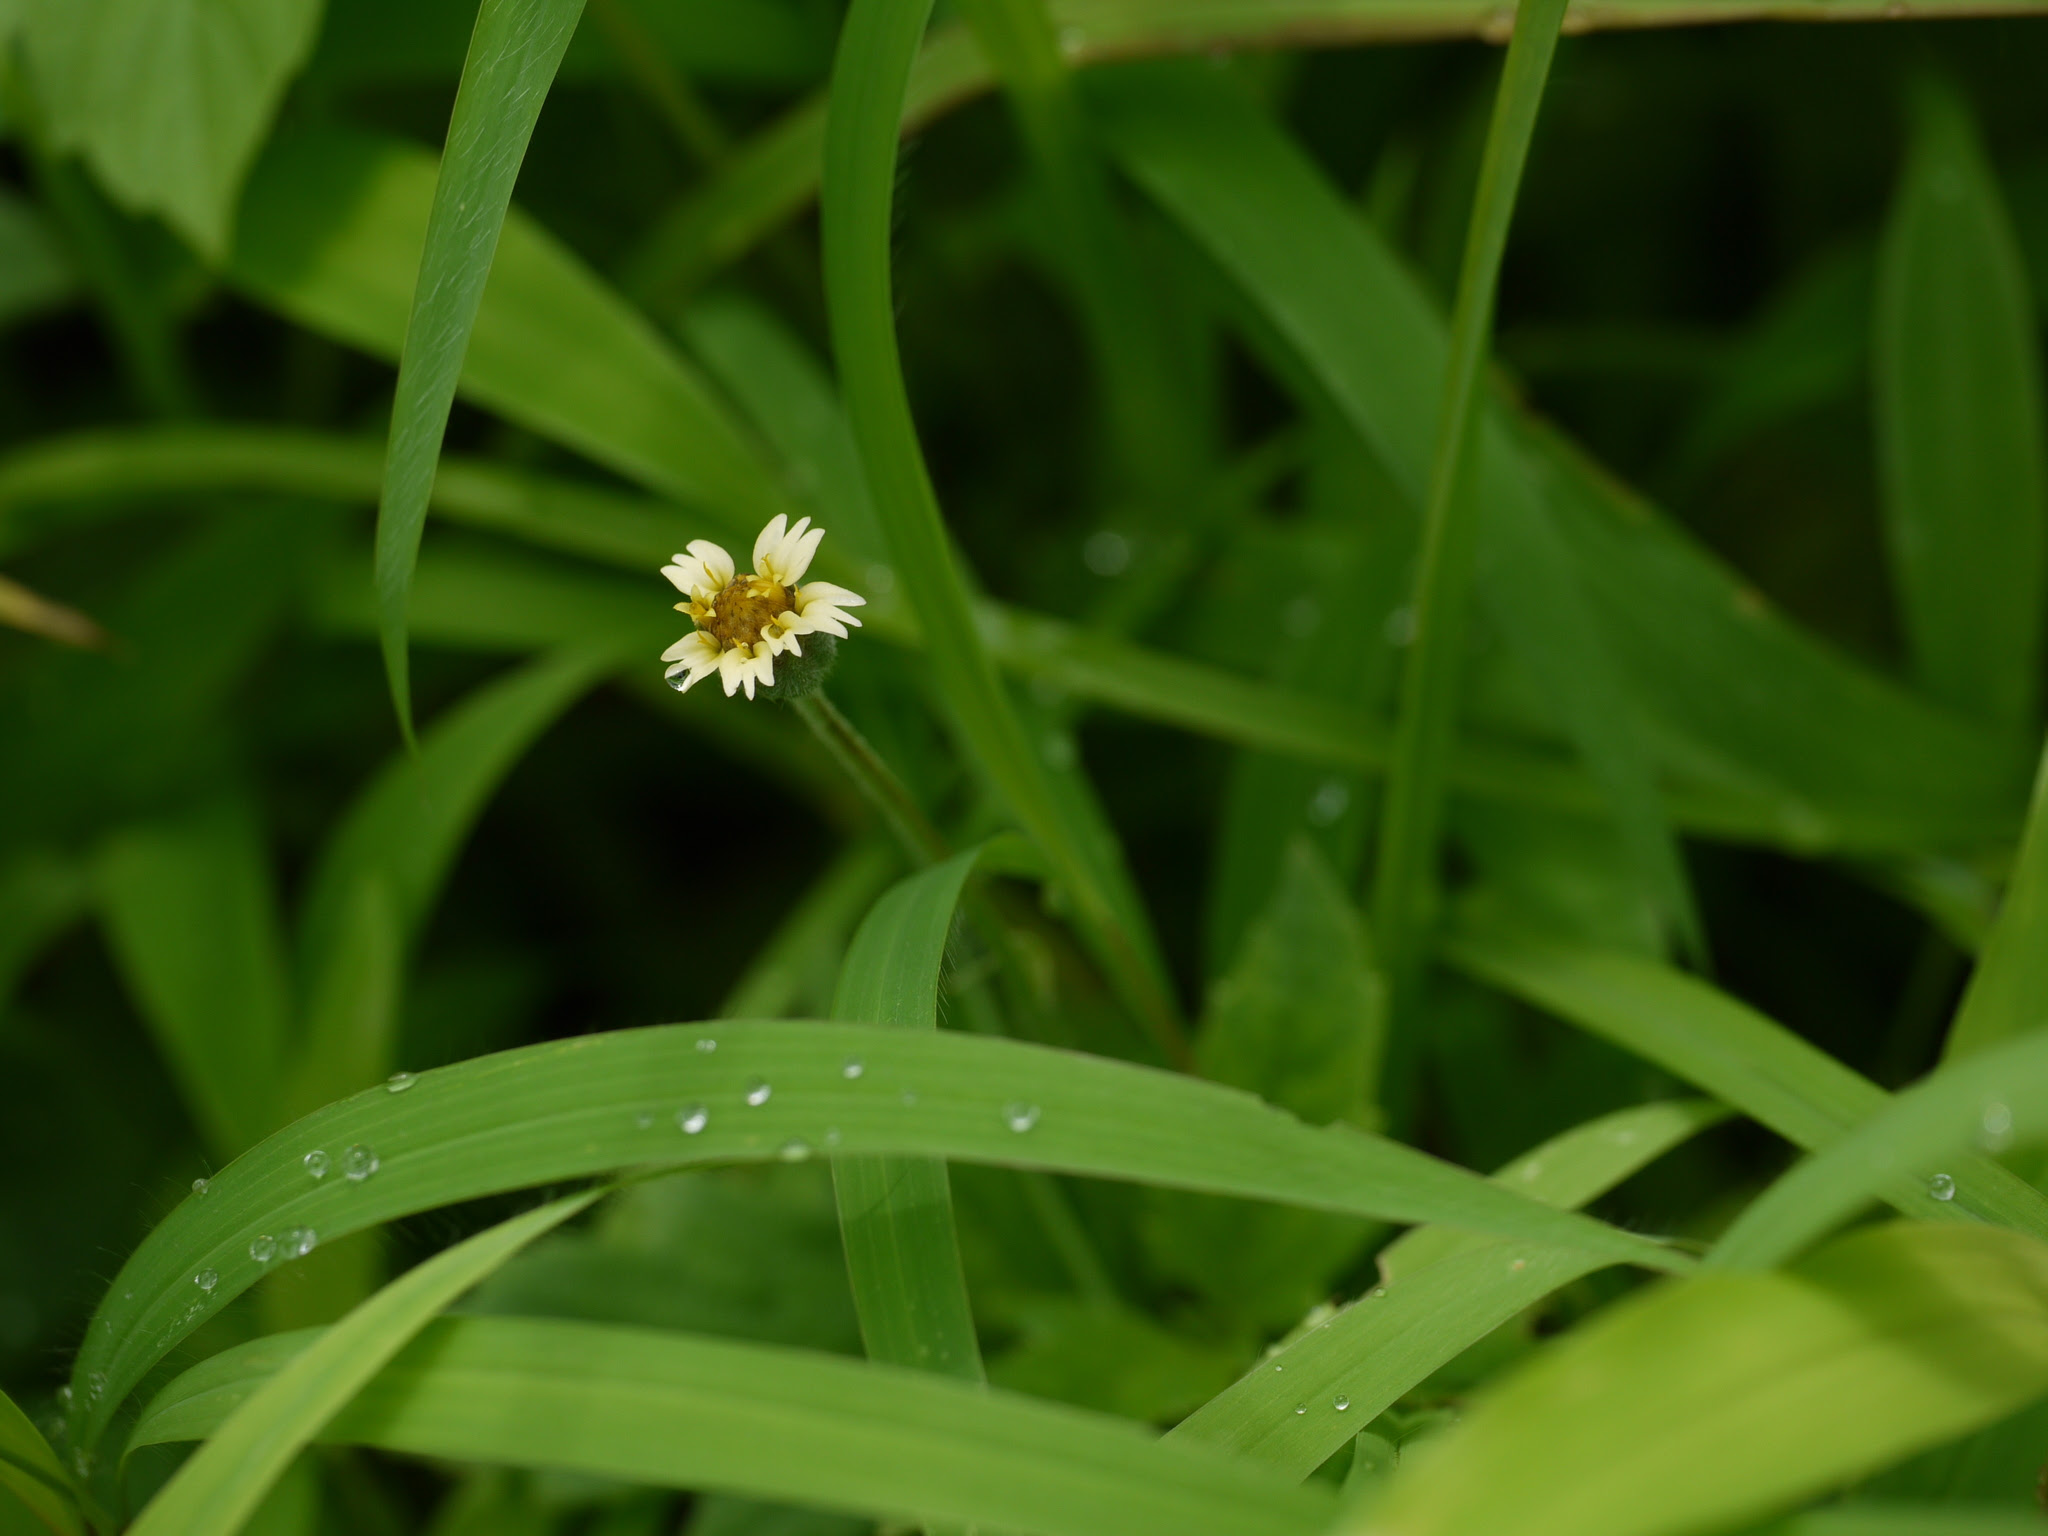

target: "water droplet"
[778,1138,812,1162]
[283,1227,317,1259]
[664,666,692,692]
[55,1385,72,1409]
[194,1269,219,1293]
[1305,779,1350,827]
[1370,1287,1386,1299]
[1981,1101,2015,1152]
[340,1144,379,1182]
[696,1037,717,1053]
[86,1371,106,1400]
[1293,1402,1306,1415]
[250,1235,277,1263]
[678,1104,709,1135]
[745,1078,772,1107]
[1929,1173,1956,1202]
[303,1149,330,1180]
[191,1177,209,1195]
[385,1071,416,1093]
[1273,1363,1284,1372]
[900,1089,919,1107]
[842,1057,865,1080]
[1334,1394,1350,1411]
[1003,1102,1041,1133]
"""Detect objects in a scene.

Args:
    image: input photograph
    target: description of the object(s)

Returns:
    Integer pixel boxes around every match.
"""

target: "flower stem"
[793,693,948,866]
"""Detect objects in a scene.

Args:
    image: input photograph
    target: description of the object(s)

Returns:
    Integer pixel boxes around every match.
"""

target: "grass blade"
[820,0,1182,1054]
[1371,0,1570,995]
[132,1315,1335,1536]
[1780,1509,2048,1536]
[373,0,589,736]
[1444,920,2048,1241]
[1346,1224,2048,1536]
[0,1386,82,1536]
[96,796,291,1160]
[1173,1099,1725,1475]
[1874,76,2047,732]
[832,849,987,1383]
[125,1193,596,1536]
[1944,739,2048,1061]
[63,1018,1683,1451]
[1712,1029,2048,1270]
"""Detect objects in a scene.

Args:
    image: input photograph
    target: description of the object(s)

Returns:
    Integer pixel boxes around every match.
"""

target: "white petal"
[796,581,866,611]
[686,540,735,590]
[751,516,789,576]
[661,630,720,664]
[660,560,704,596]
[777,522,825,584]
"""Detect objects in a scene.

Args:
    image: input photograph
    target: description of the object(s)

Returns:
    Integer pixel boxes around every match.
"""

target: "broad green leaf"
[373,0,590,735]
[1874,77,2047,731]
[831,848,987,1383]
[1347,1224,2048,1536]
[1713,1029,2048,1270]
[127,1193,596,1536]
[97,796,291,1160]
[1174,1099,1727,1476]
[1091,63,1698,966]
[0,1385,81,1536]
[1945,741,2048,1060]
[133,1313,1336,1536]
[228,128,789,525]
[1781,1508,2048,1536]
[296,648,616,998]
[1370,0,1577,993]
[63,1019,1682,1451]
[1444,921,2048,1241]
[20,0,322,255]
[820,0,1181,1056]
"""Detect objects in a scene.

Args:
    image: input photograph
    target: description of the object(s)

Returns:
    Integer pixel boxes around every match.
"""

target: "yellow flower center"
[703,574,792,649]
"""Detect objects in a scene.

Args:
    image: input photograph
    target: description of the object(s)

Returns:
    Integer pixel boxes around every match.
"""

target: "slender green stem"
[1369,0,1570,1012]
[793,693,948,866]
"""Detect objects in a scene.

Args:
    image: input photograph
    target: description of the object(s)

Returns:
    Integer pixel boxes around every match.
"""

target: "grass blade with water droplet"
[124,1193,595,1536]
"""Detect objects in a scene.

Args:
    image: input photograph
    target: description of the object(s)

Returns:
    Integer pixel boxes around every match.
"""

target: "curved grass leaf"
[1173,1099,1726,1476]
[1091,63,1698,966]
[0,1386,81,1536]
[373,0,590,736]
[126,1193,595,1536]
[1371,0,1575,994]
[96,795,291,1160]
[1347,1224,2048,1536]
[63,1019,1682,1451]
[820,0,1181,1055]
[1780,1509,2048,1536]
[1712,1029,2048,1270]
[1944,740,2048,1061]
[1444,921,2048,1242]
[1874,77,2047,732]
[132,1314,1335,1536]
[832,848,987,1383]
[229,128,789,526]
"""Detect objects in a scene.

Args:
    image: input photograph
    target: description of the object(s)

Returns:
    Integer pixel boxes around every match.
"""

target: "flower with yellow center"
[660,515,866,699]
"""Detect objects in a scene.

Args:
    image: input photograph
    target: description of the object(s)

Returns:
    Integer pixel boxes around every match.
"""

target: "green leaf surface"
[21,0,322,254]
[1780,1509,2048,1536]
[831,848,987,1383]
[229,129,787,524]
[1713,1029,2048,1270]
[0,1386,81,1536]
[133,1314,1336,1536]
[1173,1098,1726,1476]
[1945,741,2048,1061]
[127,1193,595,1536]
[1874,78,2047,731]
[97,796,291,1159]
[1092,63,1697,963]
[1349,1224,2048,1536]
[372,0,590,734]
[64,1018,1680,1451]
[1444,921,2048,1241]
[820,0,1181,1054]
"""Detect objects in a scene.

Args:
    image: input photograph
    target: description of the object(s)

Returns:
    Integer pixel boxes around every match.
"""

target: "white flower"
[660,515,866,700]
